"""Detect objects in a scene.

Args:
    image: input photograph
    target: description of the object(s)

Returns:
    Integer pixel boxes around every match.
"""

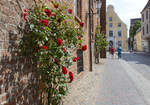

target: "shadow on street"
[122,52,150,67]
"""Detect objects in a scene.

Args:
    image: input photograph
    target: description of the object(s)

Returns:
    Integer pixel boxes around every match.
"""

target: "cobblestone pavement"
[63,60,105,105]
[64,53,150,105]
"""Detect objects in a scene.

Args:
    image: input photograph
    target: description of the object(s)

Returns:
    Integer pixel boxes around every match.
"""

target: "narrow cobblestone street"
[64,52,150,105]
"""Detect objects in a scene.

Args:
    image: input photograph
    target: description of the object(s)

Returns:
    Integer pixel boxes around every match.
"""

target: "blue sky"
[106,0,148,34]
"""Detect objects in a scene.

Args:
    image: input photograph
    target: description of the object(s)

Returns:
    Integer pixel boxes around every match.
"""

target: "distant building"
[141,0,150,52]
[106,5,128,51]
[129,18,141,36]
[129,18,141,51]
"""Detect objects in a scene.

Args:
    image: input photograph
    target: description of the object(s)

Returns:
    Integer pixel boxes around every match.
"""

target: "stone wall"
[0,0,43,105]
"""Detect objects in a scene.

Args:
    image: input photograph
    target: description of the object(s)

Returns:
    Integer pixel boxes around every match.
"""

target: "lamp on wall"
[95,0,102,15]
[86,0,102,15]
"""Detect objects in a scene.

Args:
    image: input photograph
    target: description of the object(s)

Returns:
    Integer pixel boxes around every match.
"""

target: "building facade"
[141,0,150,52]
[133,28,142,51]
[106,5,128,51]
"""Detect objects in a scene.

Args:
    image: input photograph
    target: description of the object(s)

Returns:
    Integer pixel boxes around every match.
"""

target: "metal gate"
[77,49,84,74]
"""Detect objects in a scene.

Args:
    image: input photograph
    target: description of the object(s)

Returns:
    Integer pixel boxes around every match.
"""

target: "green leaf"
[30,24,34,30]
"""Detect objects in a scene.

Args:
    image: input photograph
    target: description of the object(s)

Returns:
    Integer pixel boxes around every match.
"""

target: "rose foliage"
[19,1,86,105]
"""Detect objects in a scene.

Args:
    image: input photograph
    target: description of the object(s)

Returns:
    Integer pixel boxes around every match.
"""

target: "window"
[118,40,122,47]
[77,49,83,74]
[147,24,149,34]
[109,30,113,37]
[118,31,122,37]
[143,27,145,35]
[146,10,148,19]
[142,14,144,22]
[118,23,121,27]
[109,17,112,21]
[109,23,112,27]
[74,0,81,18]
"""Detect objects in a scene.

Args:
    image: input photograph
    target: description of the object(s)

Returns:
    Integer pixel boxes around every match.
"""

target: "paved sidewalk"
[63,53,150,105]
[95,54,149,105]
[63,60,105,105]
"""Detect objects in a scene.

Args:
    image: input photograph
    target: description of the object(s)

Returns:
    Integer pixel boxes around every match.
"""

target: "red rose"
[62,48,66,53]
[69,71,73,76]
[77,56,80,60]
[73,57,77,62]
[82,45,87,51]
[54,3,59,8]
[40,19,49,26]
[42,45,48,50]
[78,36,81,40]
[24,12,28,21]
[57,38,63,46]
[62,66,68,74]
[80,22,84,27]
[44,9,51,17]
[57,18,61,23]
[24,9,28,12]
[68,9,72,14]
[54,58,58,64]
[69,71,74,82]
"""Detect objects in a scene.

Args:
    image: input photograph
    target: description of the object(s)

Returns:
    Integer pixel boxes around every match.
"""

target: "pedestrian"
[110,47,115,59]
[117,46,122,59]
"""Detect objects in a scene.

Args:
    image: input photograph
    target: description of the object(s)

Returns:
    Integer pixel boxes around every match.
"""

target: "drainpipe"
[89,0,93,72]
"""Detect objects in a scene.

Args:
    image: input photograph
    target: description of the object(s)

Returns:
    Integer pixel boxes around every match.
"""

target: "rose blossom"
[62,66,68,74]
[80,22,84,27]
[57,18,61,23]
[44,9,51,17]
[62,47,66,53]
[24,9,28,12]
[24,12,28,21]
[69,71,74,82]
[57,38,63,46]
[77,56,80,60]
[68,9,72,14]
[78,36,81,40]
[42,45,48,50]
[73,57,77,62]
[40,19,49,26]
[54,58,58,64]
[82,45,87,51]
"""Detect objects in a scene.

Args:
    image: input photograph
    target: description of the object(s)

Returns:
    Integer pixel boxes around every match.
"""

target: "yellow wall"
[134,30,142,51]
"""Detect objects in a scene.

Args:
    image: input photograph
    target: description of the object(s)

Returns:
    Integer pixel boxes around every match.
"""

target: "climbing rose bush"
[20,1,87,105]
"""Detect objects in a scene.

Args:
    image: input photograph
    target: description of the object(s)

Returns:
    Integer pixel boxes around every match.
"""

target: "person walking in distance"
[110,47,115,59]
[117,46,122,59]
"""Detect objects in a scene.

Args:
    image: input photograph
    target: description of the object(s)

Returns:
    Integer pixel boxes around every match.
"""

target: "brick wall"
[81,0,90,72]
[68,0,90,76]
[0,0,42,105]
